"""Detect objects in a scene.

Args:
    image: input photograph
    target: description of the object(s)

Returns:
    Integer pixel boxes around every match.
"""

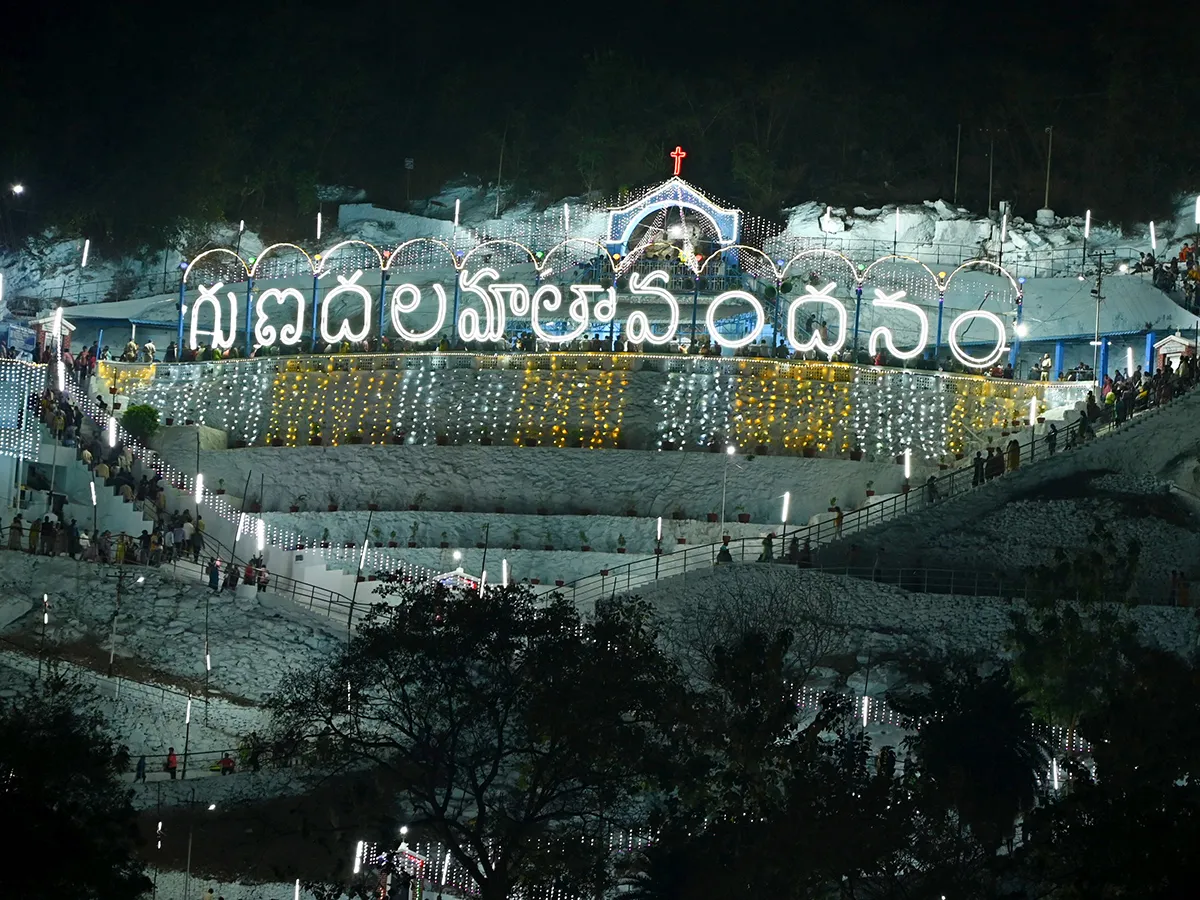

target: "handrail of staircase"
[55,371,441,602]
[550,387,1192,606]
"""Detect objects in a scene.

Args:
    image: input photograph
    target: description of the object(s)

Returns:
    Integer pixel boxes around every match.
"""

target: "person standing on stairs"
[7,514,22,551]
[192,515,205,563]
[972,450,985,487]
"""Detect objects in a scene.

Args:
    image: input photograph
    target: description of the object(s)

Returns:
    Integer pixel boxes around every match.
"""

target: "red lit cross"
[670,145,687,176]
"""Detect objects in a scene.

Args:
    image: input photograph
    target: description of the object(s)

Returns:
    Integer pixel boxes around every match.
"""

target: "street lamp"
[182,787,217,900]
[720,444,736,526]
[10,183,24,196]
[37,594,49,678]
[108,568,146,676]
[780,490,791,553]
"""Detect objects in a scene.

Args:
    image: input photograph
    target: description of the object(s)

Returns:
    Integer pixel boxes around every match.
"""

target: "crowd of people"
[24,384,271,590]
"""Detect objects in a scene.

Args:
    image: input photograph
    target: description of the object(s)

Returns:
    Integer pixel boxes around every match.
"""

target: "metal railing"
[551,384,1194,606]
[55,372,438,617]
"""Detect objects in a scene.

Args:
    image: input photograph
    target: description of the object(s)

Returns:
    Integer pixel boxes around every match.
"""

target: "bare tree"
[661,567,849,690]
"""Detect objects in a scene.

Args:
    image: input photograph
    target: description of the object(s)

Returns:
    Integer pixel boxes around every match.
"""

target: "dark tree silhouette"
[267,584,679,900]
[0,673,151,900]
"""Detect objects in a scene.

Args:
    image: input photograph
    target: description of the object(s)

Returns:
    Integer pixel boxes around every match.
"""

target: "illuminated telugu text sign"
[187,269,1009,369]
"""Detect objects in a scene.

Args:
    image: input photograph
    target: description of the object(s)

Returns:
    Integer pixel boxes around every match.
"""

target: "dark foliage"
[267,584,680,900]
[0,673,151,900]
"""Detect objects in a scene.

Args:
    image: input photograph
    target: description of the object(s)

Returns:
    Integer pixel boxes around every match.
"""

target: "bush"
[120,404,160,441]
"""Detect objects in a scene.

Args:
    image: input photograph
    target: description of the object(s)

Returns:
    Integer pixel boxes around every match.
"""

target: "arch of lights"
[180,240,1023,371]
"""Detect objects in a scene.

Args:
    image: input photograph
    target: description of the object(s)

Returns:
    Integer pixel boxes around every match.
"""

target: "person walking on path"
[135,755,147,783]
[207,558,220,592]
[165,747,178,780]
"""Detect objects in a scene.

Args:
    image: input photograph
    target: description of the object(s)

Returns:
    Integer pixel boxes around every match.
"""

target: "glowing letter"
[188,281,238,350]
[624,270,679,345]
[577,284,617,324]
[785,282,847,358]
[706,290,765,349]
[947,310,1008,368]
[867,288,928,361]
[254,287,307,347]
[389,283,447,342]
[489,281,531,317]
[531,285,587,344]
[457,268,505,342]
[319,269,373,345]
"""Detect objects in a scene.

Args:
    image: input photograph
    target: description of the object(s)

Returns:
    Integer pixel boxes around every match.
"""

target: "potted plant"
[165,415,175,426]
[215,478,226,495]
[510,527,521,550]
[368,499,380,511]
[755,443,769,456]
[555,579,565,587]
[543,529,554,551]
[476,534,487,549]
[671,506,686,521]
[327,492,339,512]
[660,439,677,451]
[495,493,506,514]
[523,437,538,447]
[676,535,687,545]
[388,530,399,548]
[347,432,363,445]
[290,494,306,513]
[625,503,638,517]
[480,426,493,446]
[439,531,449,549]
[579,530,591,552]
[735,505,751,524]
[344,540,355,548]
[537,503,550,516]
[850,444,864,461]
[408,522,419,548]
[248,494,262,513]
[901,480,911,494]
[270,436,284,447]
[828,496,838,512]
[320,528,330,549]
[706,511,719,523]
[802,442,817,458]
[435,433,449,446]
[410,491,427,511]
[309,426,322,446]
[372,526,383,548]
[865,480,875,497]
[617,534,627,554]
[722,532,731,545]
[601,568,610,576]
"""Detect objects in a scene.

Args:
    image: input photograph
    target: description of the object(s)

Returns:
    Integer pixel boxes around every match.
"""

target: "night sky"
[0,0,1169,246]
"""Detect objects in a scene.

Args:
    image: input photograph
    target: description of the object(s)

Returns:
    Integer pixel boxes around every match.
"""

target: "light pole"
[194,431,202,521]
[108,569,145,676]
[182,697,192,780]
[182,787,217,900]
[720,444,736,526]
[780,491,790,557]
[1043,126,1053,210]
[37,594,49,678]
